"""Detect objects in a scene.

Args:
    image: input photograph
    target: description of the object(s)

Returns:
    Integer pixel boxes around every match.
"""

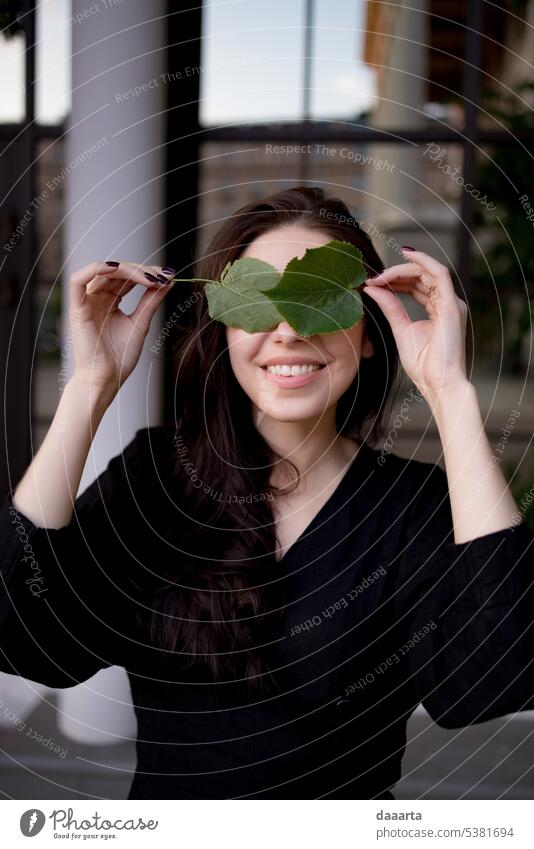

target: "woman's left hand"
[362,248,470,400]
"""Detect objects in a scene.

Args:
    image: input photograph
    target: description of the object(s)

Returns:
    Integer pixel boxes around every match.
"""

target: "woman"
[1,186,532,800]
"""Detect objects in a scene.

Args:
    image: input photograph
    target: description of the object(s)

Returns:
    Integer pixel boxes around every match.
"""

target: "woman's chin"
[254,396,334,422]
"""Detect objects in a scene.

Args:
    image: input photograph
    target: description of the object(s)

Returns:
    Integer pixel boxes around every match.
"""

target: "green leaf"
[204,257,284,332]
[171,239,368,336]
[264,240,366,336]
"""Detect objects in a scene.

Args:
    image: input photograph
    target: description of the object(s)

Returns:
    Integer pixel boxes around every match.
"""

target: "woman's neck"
[257,413,359,493]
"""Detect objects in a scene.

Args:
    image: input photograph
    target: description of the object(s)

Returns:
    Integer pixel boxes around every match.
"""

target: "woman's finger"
[122,262,177,285]
[365,277,430,295]
[404,287,431,310]
[70,261,164,312]
[119,261,174,286]
[84,274,136,300]
[127,280,173,336]
[365,264,423,285]
[365,260,454,303]
[399,247,451,278]
[150,265,176,281]
[85,262,166,296]
[364,272,436,302]
[69,261,124,312]
[362,285,412,337]
[399,248,456,297]
[365,281,432,310]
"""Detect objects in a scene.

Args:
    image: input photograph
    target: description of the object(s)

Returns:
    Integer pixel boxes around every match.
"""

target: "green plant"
[0,0,23,39]
[503,459,534,532]
[471,81,534,372]
[170,239,367,336]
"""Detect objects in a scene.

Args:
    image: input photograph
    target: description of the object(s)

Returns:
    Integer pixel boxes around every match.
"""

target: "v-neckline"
[275,442,370,564]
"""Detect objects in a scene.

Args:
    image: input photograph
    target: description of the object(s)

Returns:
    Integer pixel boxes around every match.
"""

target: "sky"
[0,0,376,126]
[0,0,71,123]
[199,0,376,124]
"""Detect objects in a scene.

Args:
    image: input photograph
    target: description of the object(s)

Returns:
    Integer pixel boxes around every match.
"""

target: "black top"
[1,425,533,799]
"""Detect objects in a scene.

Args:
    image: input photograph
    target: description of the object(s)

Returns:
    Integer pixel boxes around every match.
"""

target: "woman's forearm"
[12,377,115,529]
[427,380,520,543]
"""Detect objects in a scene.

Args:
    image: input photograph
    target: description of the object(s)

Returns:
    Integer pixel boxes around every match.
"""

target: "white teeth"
[265,364,321,376]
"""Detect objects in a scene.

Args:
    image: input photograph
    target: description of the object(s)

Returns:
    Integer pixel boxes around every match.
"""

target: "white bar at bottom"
[3,799,533,847]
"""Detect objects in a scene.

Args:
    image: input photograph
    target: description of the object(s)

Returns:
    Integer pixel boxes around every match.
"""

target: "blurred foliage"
[471,81,534,373]
[36,283,62,362]
[505,0,530,12]
[504,459,534,532]
[0,0,23,39]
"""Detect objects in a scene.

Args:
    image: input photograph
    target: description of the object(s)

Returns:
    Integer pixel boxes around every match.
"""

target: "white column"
[57,0,167,745]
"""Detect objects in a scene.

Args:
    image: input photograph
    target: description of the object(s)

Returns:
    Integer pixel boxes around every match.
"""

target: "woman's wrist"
[63,374,117,421]
[423,378,475,420]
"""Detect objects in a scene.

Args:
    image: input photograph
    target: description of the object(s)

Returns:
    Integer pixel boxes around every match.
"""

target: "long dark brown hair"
[148,186,400,692]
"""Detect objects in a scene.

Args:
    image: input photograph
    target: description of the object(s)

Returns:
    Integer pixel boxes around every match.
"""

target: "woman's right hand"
[68,261,174,397]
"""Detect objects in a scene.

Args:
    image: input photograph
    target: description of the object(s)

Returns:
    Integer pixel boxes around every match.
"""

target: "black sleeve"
[0,426,163,688]
[391,461,534,728]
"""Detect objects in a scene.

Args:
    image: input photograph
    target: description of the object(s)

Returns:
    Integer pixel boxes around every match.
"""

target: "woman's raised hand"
[68,261,174,397]
[362,248,470,401]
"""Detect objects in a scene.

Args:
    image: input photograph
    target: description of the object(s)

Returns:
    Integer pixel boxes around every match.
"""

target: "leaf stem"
[169,277,219,285]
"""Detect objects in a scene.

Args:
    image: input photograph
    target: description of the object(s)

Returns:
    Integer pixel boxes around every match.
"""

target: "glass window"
[0,30,25,123]
[199,0,305,126]
[197,139,302,256]
[199,1,466,130]
[308,0,375,121]
[36,0,71,124]
[196,139,463,275]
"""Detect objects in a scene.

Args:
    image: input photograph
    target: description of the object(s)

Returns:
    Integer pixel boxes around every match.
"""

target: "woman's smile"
[258,362,328,388]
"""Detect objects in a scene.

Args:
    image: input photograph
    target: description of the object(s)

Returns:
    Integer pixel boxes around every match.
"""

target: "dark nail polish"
[161,266,176,275]
[144,272,159,283]
[156,274,169,284]
[105,261,120,267]
[401,246,415,251]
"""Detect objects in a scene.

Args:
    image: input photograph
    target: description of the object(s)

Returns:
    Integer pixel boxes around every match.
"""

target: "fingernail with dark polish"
[156,274,169,284]
[401,246,415,251]
[161,267,176,275]
[144,272,159,283]
[105,261,120,267]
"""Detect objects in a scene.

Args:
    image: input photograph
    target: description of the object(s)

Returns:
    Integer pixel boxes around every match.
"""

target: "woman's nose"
[270,320,301,339]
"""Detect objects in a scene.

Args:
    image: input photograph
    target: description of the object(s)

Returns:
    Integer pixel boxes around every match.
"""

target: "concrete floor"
[395,707,534,799]
[0,695,532,800]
